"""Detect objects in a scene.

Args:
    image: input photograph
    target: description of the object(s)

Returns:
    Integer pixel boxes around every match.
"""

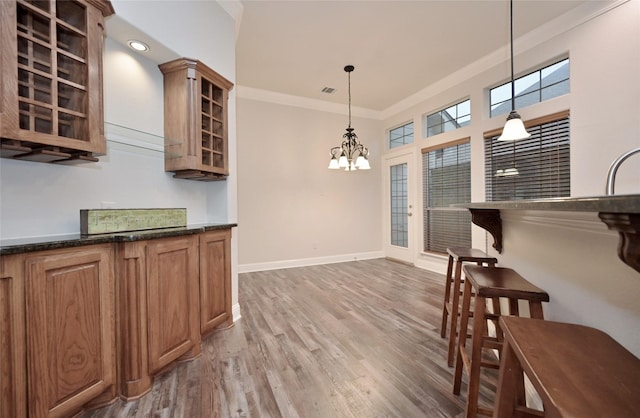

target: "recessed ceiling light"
[128,40,149,52]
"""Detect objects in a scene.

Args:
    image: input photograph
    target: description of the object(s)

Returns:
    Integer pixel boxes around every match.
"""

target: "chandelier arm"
[330,146,342,158]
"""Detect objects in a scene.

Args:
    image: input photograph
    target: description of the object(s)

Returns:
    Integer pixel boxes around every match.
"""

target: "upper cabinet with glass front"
[159,58,234,181]
[0,0,114,164]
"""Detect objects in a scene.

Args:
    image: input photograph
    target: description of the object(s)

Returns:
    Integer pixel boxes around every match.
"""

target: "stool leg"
[447,260,463,366]
[465,294,487,418]
[492,297,504,343]
[529,301,544,320]
[453,279,473,395]
[508,298,520,316]
[441,254,455,338]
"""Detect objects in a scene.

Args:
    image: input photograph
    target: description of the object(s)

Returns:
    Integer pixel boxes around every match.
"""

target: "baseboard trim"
[232,303,242,322]
[238,251,384,273]
[415,252,448,275]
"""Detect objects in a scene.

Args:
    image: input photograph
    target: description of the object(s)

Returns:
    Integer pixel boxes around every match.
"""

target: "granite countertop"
[454,194,640,214]
[0,222,237,255]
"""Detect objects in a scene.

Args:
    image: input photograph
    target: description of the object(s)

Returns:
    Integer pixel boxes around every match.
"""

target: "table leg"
[493,338,521,418]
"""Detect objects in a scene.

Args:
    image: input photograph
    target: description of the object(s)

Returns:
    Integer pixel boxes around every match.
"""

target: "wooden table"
[494,316,640,418]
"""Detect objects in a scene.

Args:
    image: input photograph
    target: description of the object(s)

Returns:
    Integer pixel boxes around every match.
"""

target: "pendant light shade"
[497,110,531,141]
[328,156,340,169]
[328,65,370,171]
[498,0,531,141]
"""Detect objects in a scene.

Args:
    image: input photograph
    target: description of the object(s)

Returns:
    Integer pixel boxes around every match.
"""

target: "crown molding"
[236,86,381,120]
[216,0,244,40]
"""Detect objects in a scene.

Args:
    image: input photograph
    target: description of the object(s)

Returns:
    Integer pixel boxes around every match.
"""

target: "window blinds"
[484,111,570,201]
[422,139,472,253]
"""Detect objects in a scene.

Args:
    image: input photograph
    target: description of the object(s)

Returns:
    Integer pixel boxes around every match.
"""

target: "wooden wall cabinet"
[0,244,116,418]
[199,229,232,334]
[0,0,114,164]
[159,58,234,181]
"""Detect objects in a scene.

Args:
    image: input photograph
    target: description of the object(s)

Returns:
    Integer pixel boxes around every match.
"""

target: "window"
[389,122,414,149]
[484,111,570,201]
[423,139,472,253]
[390,163,408,247]
[424,99,471,137]
[490,58,569,117]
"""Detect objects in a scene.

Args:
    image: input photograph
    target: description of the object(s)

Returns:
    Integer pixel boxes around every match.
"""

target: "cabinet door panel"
[25,246,115,418]
[199,229,231,334]
[146,237,199,374]
[0,254,27,418]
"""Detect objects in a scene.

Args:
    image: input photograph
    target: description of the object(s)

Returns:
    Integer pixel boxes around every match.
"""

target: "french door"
[384,153,415,264]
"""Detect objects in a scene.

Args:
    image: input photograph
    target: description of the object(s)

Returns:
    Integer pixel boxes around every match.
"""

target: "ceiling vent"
[321,87,335,94]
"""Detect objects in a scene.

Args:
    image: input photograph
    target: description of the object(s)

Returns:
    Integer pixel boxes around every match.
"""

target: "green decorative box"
[80,208,187,235]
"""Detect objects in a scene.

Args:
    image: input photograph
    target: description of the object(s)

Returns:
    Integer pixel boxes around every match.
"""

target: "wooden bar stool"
[494,316,640,418]
[453,265,549,418]
[441,247,497,367]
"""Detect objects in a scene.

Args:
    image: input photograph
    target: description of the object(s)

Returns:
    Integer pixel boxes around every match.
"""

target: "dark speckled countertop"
[0,223,237,255]
[454,194,640,213]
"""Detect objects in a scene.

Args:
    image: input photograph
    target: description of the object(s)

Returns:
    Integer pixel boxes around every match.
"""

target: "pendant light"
[497,0,531,141]
[328,65,370,171]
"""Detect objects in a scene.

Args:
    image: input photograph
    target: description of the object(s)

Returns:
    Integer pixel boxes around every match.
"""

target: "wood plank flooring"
[83,258,498,418]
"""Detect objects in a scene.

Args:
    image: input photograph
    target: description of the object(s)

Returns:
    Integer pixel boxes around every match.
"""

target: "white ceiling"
[235,0,600,112]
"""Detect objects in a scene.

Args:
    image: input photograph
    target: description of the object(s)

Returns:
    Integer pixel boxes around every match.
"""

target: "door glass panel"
[390,163,408,247]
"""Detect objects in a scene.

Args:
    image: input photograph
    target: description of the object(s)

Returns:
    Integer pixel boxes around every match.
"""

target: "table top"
[454,194,640,214]
[0,222,237,255]
[499,316,640,418]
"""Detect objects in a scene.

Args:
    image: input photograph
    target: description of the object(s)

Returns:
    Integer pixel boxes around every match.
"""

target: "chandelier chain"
[348,69,352,128]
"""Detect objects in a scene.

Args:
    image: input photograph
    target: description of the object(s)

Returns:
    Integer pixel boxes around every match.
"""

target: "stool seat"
[495,317,640,418]
[441,248,497,367]
[447,247,499,264]
[464,266,550,302]
[454,265,549,418]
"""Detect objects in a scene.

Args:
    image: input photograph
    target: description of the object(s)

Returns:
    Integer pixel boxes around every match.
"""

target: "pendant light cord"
[510,0,515,112]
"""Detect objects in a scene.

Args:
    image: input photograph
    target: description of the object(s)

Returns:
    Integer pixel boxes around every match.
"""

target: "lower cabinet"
[199,229,232,334]
[118,235,202,399]
[0,228,233,415]
[0,244,116,418]
[118,229,232,400]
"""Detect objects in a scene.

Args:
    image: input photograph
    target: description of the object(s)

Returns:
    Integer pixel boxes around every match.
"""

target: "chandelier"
[497,0,531,141]
[328,65,371,171]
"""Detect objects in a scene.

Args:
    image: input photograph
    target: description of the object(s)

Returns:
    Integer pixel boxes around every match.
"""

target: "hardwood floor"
[84,258,497,417]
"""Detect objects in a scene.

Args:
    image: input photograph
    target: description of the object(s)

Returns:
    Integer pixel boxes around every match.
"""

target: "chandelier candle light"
[497,0,531,141]
[328,65,371,171]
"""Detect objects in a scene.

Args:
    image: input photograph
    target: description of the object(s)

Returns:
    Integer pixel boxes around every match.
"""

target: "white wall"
[380,0,640,355]
[236,98,383,271]
[0,1,241,318]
